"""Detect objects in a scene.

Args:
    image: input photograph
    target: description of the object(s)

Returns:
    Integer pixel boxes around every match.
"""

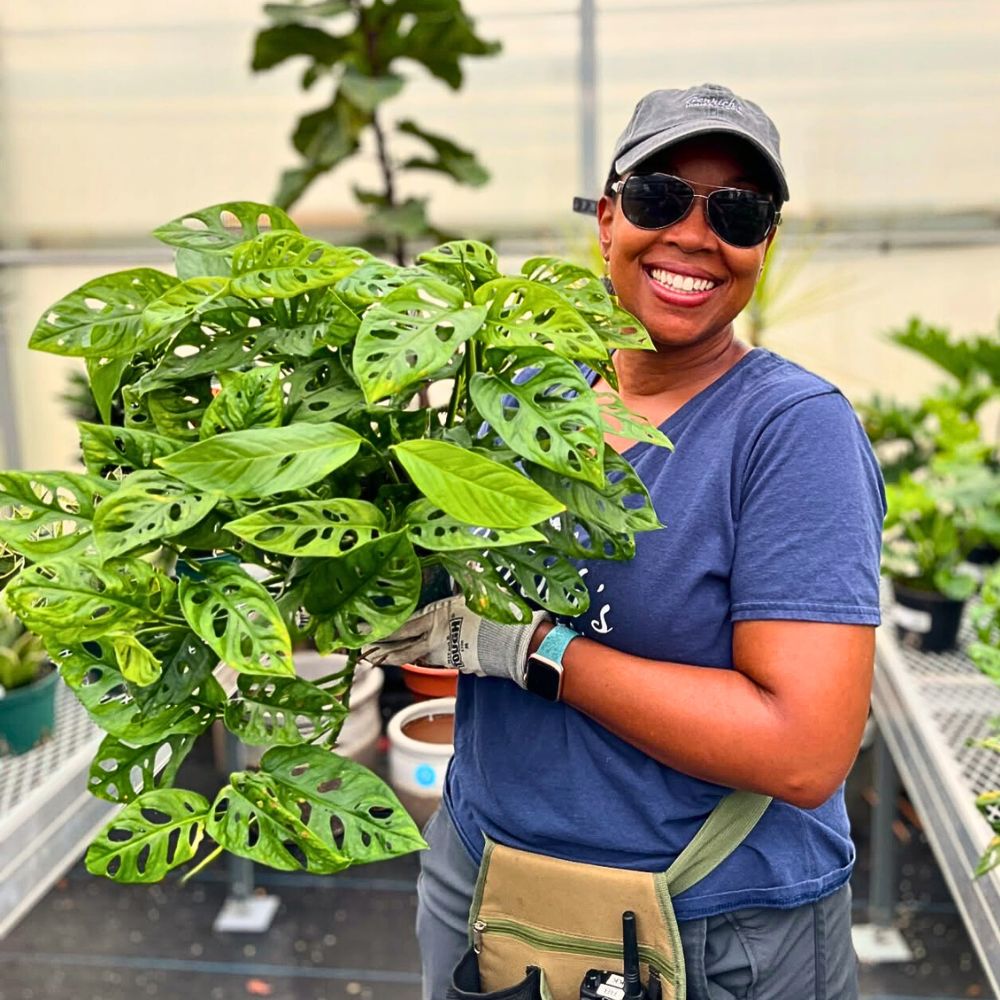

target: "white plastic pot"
[387,697,455,826]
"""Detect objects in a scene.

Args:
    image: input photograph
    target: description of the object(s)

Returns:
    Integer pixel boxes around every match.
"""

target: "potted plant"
[0,600,58,754]
[0,201,669,885]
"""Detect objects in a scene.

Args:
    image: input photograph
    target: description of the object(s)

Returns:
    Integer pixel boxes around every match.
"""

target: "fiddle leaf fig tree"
[0,201,669,885]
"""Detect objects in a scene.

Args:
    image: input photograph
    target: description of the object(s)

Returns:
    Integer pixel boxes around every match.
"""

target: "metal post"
[870,725,899,927]
[579,0,599,198]
[0,275,23,469]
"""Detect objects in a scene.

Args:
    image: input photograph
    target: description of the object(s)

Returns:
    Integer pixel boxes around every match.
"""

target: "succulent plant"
[0,603,47,692]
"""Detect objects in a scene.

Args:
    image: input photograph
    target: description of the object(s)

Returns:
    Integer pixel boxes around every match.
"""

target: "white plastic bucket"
[387,697,455,824]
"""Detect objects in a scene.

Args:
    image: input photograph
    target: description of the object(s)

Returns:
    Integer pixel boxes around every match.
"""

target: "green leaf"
[146,378,215,440]
[175,248,235,280]
[469,349,605,487]
[438,551,534,624]
[335,262,430,311]
[224,673,348,746]
[231,233,371,299]
[474,278,609,363]
[417,240,500,287]
[520,257,613,318]
[286,358,365,424]
[0,471,111,560]
[30,269,179,359]
[392,439,564,529]
[252,23,354,72]
[86,354,131,424]
[227,499,386,557]
[403,498,544,551]
[339,67,404,112]
[353,278,486,402]
[7,558,177,640]
[256,288,360,353]
[92,471,220,562]
[178,560,294,676]
[292,95,368,167]
[596,393,674,449]
[303,530,421,648]
[85,789,210,883]
[142,277,234,339]
[400,3,501,90]
[587,302,656,352]
[366,198,431,240]
[127,631,226,716]
[111,634,163,686]
[152,202,300,252]
[200,366,285,438]
[398,120,489,187]
[87,732,198,804]
[487,544,589,617]
[263,1,353,23]
[158,423,364,497]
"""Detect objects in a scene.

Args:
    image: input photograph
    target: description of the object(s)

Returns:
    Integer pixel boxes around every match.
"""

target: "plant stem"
[180,844,224,884]
[445,368,465,429]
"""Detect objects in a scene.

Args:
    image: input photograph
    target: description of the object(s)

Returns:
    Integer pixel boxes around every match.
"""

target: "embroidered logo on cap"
[685,95,744,115]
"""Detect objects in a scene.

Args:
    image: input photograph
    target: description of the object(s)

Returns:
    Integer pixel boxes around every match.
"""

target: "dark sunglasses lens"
[621,175,693,230]
[706,190,775,247]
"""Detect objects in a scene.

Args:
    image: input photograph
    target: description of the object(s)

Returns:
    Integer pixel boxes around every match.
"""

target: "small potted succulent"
[0,600,58,754]
[0,201,669,884]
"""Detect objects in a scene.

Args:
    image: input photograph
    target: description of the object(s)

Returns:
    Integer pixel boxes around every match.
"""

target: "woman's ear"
[597,194,615,261]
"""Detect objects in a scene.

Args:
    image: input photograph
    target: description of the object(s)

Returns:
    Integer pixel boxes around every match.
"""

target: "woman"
[369,82,885,1000]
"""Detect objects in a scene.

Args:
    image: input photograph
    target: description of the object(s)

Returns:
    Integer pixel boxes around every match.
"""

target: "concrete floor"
[0,721,992,1000]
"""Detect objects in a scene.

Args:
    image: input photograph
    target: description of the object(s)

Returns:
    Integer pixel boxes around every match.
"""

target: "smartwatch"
[524,624,579,702]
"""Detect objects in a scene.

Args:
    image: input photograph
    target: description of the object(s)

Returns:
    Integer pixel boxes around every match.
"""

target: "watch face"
[527,655,562,701]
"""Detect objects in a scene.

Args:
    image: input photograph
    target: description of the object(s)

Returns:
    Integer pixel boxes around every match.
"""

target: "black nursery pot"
[890,581,965,653]
[967,542,1000,567]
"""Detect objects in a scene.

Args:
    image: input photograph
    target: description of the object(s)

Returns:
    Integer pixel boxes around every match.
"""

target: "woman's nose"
[658,197,718,253]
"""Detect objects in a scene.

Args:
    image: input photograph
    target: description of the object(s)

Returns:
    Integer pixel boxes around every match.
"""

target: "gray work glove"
[362,595,548,686]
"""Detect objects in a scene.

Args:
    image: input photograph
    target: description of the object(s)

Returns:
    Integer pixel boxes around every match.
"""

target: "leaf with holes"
[6,557,177,641]
[596,393,674,450]
[79,423,183,475]
[142,277,236,339]
[335,262,431,311]
[92,471,220,562]
[470,349,604,487]
[127,630,226,716]
[134,323,263,394]
[178,560,293,676]
[417,240,500,287]
[404,498,544,552]
[224,673,347,747]
[231,233,371,299]
[438,551,534,624]
[0,471,112,561]
[152,201,300,252]
[29,269,180,359]
[85,788,210,883]
[146,377,215,440]
[256,287,360,352]
[588,302,655,351]
[227,499,385,558]
[286,358,365,424]
[474,278,608,363]
[88,731,197,804]
[112,634,163,687]
[86,354,131,424]
[302,531,421,648]
[260,745,426,865]
[353,278,486,402]
[158,423,364,497]
[520,257,614,318]
[488,544,590,617]
[538,511,635,562]
[392,439,564,530]
[199,366,285,439]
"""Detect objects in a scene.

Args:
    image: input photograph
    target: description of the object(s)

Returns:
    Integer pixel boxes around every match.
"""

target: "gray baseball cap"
[611,83,790,202]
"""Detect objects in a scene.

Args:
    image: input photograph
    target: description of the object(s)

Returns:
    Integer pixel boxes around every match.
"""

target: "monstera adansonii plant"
[0,201,671,884]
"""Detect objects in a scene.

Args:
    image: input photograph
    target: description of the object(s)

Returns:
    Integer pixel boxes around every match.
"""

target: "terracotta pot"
[400,662,459,699]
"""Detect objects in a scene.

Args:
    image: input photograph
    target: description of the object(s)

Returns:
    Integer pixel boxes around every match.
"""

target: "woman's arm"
[535,618,874,809]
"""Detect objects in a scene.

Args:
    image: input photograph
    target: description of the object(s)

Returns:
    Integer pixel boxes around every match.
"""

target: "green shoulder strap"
[662,791,771,898]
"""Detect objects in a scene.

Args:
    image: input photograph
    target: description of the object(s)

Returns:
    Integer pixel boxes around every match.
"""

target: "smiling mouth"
[645,266,721,294]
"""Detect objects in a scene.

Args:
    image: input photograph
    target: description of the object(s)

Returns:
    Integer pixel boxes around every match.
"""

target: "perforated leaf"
[335,262,429,311]
[92,471,220,562]
[224,673,347,747]
[146,378,215,440]
[257,287,360,352]
[158,423,364,497]
[474,278,609,363]
[199,366,285,438]
[231,233,371,299]
[7,558,176,640]
[227,499,386,558]
[353,278,486,402]
[596,393,674,450]
[417,240,500,286]
[85,788,210,883]
[438,552,534,624]
[79,423,183,475]
[392,439,564,530]
[470,350,604,487]
[178,560,293,676]
[142,277,235,338]
[152,202,300,252]
[0,471,111,560]
[488,544,590,617]
[126,631,226,716]
[286,358,365,424]
[404,498,545,551]
[87,732,197,804]
[303,531,421,648]
[588,302,656,351]
[134,324,263,393]
[29,269,179,359]
[520,257,613,318]
[112,634,163,686]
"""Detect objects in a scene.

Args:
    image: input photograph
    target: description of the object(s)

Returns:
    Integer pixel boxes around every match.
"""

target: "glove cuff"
[477,610,549,686]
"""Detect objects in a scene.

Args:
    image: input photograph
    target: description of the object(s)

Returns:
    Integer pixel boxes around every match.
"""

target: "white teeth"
[649,267,716,293]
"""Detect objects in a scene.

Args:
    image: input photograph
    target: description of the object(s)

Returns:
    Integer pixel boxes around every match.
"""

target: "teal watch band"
[524,623,579,701]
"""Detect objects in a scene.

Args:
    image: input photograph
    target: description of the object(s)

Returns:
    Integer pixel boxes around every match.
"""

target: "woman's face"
[598,135,776,352]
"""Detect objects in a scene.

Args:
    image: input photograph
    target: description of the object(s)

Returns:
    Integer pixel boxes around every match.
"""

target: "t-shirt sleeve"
[730,391,886,625]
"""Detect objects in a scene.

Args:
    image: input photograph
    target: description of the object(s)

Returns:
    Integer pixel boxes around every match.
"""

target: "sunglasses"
[609,173,780,248]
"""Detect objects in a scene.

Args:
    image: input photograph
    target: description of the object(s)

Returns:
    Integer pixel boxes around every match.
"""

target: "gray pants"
[416,808,859,1000]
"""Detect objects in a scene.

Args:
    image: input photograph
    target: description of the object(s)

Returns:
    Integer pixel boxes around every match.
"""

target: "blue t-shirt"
[444,348,886,921]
